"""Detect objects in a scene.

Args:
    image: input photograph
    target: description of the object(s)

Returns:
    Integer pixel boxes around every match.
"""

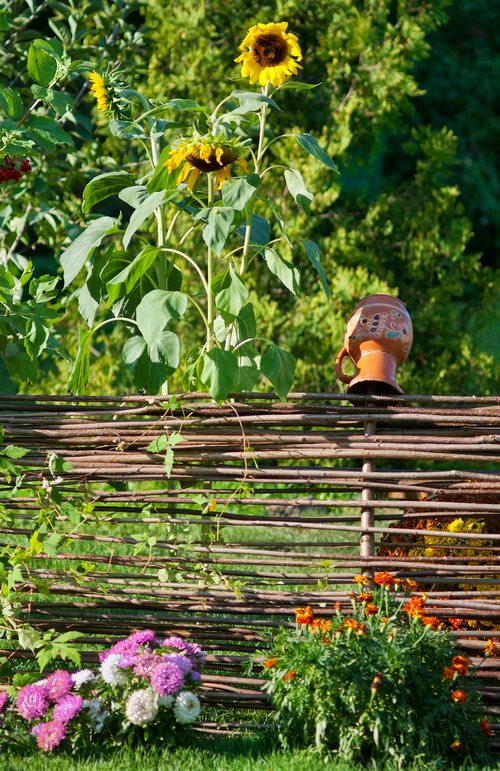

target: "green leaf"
[106,245,160,297]
[236,214,270,247]
[60,216,118,286]
[83,171,134,214]
[200,348,238,402]
[222,174,260,211]
[147,434,169,453]
[264,248,300,295]
[1,445,29,460]
[215,266,249,318]
[27,40,58,86]
[123,191,166,249]
[231,91,280,111]
[77,283,99,327]
[236,303,257,343]
[284,168,313,212]
[0,87,23,120]
[261,343,295,400]
[109,120,148,139]
[27,115,73,149]
[235,361,260,391]
[119,185,149,208]
[31,85,72,116]
[296,133,339,173]
[67,329,92,394]
[304,240,330,298]
[165,98,204,111]
[276,81,321,91]
[123,332,180,392]
[202,207,234,256]
[136,290,187,346]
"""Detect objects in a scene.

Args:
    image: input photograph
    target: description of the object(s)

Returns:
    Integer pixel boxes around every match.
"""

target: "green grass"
[3,731,500,771]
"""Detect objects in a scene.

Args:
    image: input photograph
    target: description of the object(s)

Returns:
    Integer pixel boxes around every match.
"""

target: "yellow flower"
[88,71,110,112]
[235,22,302,87]
[165,140,241,190]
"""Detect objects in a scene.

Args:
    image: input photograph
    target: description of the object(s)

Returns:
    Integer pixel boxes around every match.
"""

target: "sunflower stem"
[239,82,269,276]
[206,173,215,351]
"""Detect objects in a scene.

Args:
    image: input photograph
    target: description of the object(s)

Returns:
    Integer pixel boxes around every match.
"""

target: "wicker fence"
[0,392,499,731]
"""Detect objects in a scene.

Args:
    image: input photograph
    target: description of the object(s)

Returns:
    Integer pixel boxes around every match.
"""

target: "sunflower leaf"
[284,168,313,212]
[202,207,235,256]
[304,240,330,298]
[296,133,339,173]
[261,344,295,401]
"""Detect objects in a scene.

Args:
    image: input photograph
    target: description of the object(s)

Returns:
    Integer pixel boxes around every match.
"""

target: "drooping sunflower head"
[165,136,246,190]
[235,22,302,88]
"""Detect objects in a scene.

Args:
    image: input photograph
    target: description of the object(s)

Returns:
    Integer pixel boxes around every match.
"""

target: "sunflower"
[88,71,110,112]
[165,138,244,190]
[235,22,302,87]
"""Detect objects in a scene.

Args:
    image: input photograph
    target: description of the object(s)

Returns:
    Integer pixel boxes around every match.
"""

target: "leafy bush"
[258,576,493,765]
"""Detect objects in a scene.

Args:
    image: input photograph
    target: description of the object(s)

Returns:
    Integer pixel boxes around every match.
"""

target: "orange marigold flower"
[480,720,492,736]
[442,666,455,680]
[450,739,463,751]
[374,572,396,587]
[404,578,418,591]
[448,617,466,629]
[263,658,278,669]
[451,689,467,703]
[451,655,469,676]
[381,616,389,624]
[365,603,379,616]
[353,575,371,586]
[333,601,342,612]
[295,606,314,625]
[343,619,366,635]
[403,596,426,618]
[485,639,498,657]
[283,670,296,682]
[421,615,442,630]
[355,592,374,603]
[311,618,332,633]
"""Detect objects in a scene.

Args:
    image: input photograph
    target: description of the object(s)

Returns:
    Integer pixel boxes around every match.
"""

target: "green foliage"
[259,588,492,765]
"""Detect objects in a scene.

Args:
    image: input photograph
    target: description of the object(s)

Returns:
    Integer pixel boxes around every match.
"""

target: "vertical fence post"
[360,419,376,578]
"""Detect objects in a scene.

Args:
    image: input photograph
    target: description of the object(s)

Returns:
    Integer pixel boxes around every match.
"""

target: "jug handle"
[334,346,353,384]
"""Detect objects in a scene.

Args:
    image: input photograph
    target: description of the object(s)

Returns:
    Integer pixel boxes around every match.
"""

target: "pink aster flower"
[44,670,73,702]
[35,719,66,751]
[133,652,159,678]
[0,691,8,713]
[16,684,49,720]
[53,694,83,723]
[150,662,184,696]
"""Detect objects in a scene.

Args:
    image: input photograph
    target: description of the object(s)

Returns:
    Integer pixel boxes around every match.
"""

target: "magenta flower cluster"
[12,669,84,751]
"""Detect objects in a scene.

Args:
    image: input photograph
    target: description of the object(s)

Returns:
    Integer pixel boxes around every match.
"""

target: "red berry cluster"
[0,156,32,182]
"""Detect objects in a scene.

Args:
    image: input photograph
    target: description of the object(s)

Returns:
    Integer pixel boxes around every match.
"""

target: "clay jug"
[335,294,413,395]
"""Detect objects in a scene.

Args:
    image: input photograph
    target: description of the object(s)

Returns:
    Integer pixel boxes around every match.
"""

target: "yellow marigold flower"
[353,574,371,586]
[404,578,418,592]
[165,140,240,191]
[450,739,463,751]
[235,22,302,87]
[485,638,498,657]
[310,618,332,633]
[88,71,110,112]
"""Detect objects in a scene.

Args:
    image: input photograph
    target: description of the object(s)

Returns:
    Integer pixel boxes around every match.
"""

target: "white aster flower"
[72,669,97,690]
[125,688,159,725]
[173,691,201,724]
[100,653,128,686]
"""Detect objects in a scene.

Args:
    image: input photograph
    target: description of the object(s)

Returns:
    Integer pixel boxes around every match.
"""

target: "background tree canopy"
[1,0,498,396]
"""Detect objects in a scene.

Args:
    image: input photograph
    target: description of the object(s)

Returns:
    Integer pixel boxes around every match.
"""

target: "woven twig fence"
[0,392,499,732]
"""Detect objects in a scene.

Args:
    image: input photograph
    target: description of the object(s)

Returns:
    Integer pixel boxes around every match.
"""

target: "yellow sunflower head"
[235,21,302,88]
[165,138,245,190]
[89,71,110,112]
[88,68,129,116]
